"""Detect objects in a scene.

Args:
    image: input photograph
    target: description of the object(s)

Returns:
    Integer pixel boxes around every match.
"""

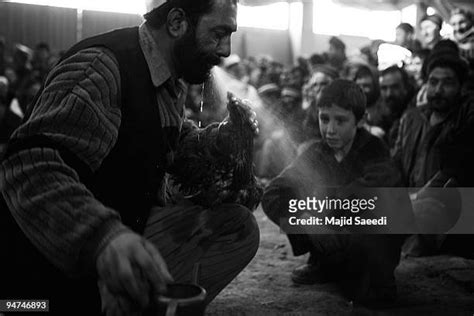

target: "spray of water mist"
[204,66,302,175]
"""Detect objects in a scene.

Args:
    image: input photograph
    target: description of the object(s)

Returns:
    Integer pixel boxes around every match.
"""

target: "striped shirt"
[0,23,189,276]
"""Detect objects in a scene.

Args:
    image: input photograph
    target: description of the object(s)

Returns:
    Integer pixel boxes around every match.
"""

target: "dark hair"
[432,39,460,55]
[309,53,326,66]
[426,51,469,83]
[412,48,430,60]
[329,36,346,51]
[144,0,215,29]
[354,64,380,99]
[396,22,414,34]
[381,65,410,89]
[318,79,366,121]
[421,40,461,81]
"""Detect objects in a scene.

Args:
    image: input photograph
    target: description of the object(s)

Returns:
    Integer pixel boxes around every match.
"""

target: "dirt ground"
[206,206,474,316]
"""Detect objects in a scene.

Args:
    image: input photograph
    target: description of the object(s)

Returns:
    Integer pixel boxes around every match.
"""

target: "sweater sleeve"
[0,47,132,277]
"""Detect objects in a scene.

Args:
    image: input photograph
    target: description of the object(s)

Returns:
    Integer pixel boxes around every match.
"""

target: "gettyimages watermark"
[279,187,474,234]
[287,196,384,227]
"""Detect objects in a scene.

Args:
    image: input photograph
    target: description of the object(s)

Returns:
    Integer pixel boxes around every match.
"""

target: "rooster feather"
[169,92,263,210]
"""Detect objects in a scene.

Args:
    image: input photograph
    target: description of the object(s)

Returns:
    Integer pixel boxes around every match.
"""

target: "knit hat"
[426,40,469,83]
[420,14,443,29]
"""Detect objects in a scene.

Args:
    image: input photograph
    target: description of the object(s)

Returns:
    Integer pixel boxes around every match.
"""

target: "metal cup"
[152,283,207,316]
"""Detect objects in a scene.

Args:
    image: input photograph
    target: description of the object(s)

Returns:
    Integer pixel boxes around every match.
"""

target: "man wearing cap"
[420,14,444,50]
[393,41,474,255]
[395,22,422,53]
[0,0,260,315]
[378,65,414,148]
[450,8,474,72]
[327,36,347,72]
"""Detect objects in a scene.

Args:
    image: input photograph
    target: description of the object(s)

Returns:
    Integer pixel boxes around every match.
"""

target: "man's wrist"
[80,219,131,276]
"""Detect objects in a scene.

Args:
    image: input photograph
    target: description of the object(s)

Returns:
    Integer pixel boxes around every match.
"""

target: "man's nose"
[217,36,231,58]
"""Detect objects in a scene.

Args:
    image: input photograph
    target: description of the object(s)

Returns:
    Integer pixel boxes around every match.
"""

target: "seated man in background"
[262,79,412,305]
[450,8,474,62]
[353,64,385,139]
[395,22,422,53]
[378,65,414,148]
[420,14,443,51]
[393,41,474,257]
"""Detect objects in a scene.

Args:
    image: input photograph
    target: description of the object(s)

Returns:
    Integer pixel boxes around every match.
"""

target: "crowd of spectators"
[186,9,474,269]
[1,10,473,182]
[0,38,59,155]
[0,7,473,307]
[184,10,474,184]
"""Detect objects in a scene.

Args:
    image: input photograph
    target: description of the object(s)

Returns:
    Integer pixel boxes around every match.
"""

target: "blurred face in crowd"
[450,13,473,42]
[405,55,424,85]
[380,71,408,114]
[395,28,411,47]
[319,103,358,157]
[281,94,301,113]
[260,90,281,108]
[329,45,345,60]
[420,20,441,48]
[175,0,237,84]
[427,67,461,113]
[290,68,305,88]
[307,71,334,103]
[355,75,378,106]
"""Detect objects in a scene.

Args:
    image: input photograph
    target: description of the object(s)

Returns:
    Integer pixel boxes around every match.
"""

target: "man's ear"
[167,8,189,38]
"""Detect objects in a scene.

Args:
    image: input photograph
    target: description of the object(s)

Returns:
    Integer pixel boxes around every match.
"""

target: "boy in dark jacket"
[262,79,414,305]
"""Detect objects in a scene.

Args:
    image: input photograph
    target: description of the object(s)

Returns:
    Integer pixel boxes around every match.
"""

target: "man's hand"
[96,232,173,315]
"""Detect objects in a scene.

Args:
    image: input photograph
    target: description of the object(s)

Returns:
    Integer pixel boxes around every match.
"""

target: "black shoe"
[291,263,327,285]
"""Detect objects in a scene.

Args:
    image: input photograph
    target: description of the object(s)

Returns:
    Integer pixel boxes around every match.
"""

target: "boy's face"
[319,103,358,154]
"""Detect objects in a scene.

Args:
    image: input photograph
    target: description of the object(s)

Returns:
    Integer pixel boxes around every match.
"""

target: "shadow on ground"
[207,207,474,316]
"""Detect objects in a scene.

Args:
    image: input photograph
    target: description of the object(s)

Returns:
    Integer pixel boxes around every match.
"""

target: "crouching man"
[0,1,259,315]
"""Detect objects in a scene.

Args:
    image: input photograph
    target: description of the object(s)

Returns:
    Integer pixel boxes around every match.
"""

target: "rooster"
[169,92,263,210]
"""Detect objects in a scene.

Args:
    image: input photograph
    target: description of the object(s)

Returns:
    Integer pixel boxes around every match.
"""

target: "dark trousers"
[262,204,403,300]
[0,200,259,315]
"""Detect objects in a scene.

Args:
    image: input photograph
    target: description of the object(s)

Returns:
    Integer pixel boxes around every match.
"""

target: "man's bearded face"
[175,26,221,84]
[427,67,461,113]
